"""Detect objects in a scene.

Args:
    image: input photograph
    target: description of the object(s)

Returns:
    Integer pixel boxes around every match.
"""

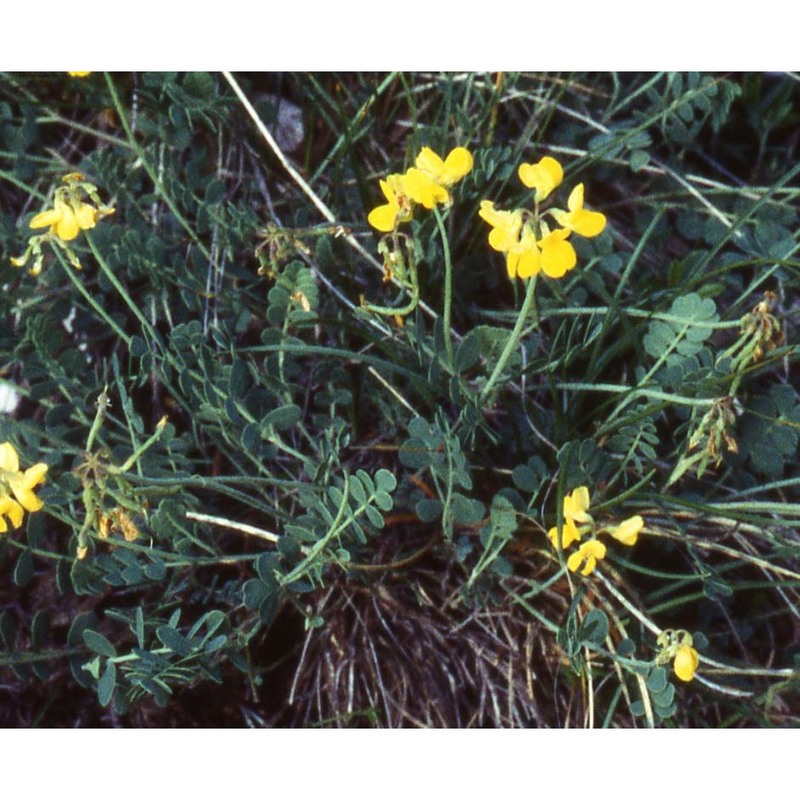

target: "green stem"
[433,204,455,372]
[479,275,538,402]
[55,250,131,346]
[87,235,157,343]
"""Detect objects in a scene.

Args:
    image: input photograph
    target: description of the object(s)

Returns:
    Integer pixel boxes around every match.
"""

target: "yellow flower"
[478,201,522,252]
[415,146,473,188]
[68,71,92,77]
[0,495,23,533]
[505,227,542,280]
[567,539,607,576]
[536,227,577,278]
[29,197,102,242]
[0,442,47,532]
[404,146,473,209]
[548,487,594,550]
[547,519,582,550]
[551,183,606,238]
[479,201,577,280]
[564,486,592,525]
[368,174,413,232]
[518,156,563,202]
[403,168,451,209]
[673,643,699,682]
[609,514,644,546]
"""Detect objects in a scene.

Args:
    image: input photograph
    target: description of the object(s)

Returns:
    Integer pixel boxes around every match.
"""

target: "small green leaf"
[156,625,193,657]
[31,610,49,649]
[647,666,668,693]
[13,550,33,587]
[68,612,97,648]
[373,490,393,512]
[374,468,397,493]
[97,661,117,707]
[651,682,676,709]
[83,629,117,658]
[399,438,433,469]
[355,469,375,496]
[416,498,442,522]
[349,475,367,505]
[242,578,271,610]
[450,493,485,525]
[364,505,385,529]
[261,404,302,432]
[578,609,609,646]
[617,638,636,658]
[135,608,145,649]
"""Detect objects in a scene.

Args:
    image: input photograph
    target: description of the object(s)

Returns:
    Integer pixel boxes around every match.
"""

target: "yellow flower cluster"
[368,146,474,232]
[11,172,115,274]
[547,486,643,576]
[0,442,47,534]
[479,155,606,280]
[657,629,700,682]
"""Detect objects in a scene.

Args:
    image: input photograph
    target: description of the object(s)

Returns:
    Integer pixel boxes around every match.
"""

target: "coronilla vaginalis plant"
[0,71,799,728]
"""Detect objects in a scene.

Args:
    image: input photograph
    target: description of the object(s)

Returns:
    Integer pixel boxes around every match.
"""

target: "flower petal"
[74,202,99,231]
[0,442,20,473]
[564,486,591,524]
[610,515,643,546]
[547,519,582,549]
[0,495,25,528]
[540,232,577,278]
[9,478,44,512]
[404,168,449,209]
[442,147,473,183]
[515,245,541,279]
[55,208,80,241]
[567,539,606,575]
[368,202,400,232]
[415,147,446,180]
[553,184,607,237]
[673,644,699,682]
[29,208,62,231]
[518,156,563,201]
[20,462,48,490]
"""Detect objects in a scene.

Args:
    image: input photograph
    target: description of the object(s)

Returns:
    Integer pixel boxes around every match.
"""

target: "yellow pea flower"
[506,227,542,280]
[29,197,102,242]
[367,174,413,232]
[404,146,473,210]
[0,442,47,532]
[567,539,607,576]
[547,518,582,550]
[551,183,606,238]
[673,643,699,682]
[478,201,522,252]
[518,156,563,202]
[609,514,644,546]
[548,486,594,550]
[403,167,451,209]
[68,71,92,77]
[415,146,474,188]
[537,226,577,278]
[564,486,592,525]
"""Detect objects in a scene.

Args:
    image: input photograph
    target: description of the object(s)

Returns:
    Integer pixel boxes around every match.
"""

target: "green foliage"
[1,71,798,728]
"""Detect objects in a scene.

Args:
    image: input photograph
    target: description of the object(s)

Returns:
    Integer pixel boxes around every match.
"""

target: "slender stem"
[55,249,131,346]
[86,235,155,341]
[479,275,538,402]
[433,207,455,372]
